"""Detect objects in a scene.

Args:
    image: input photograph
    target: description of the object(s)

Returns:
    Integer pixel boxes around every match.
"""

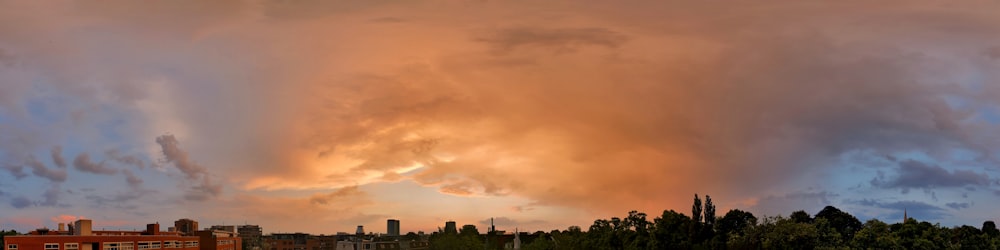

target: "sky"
[2,0,1000,235]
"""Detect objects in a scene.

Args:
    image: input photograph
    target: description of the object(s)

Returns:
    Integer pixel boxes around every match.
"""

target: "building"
[195,230,242,250]
[444,221,456,234]
[386,219,400,237]
[266,233,309,250]
[238,225,263,250]
[174,219,199,236]
[3,219,240,250]
[209,225,236,233]
[262,232,427,250]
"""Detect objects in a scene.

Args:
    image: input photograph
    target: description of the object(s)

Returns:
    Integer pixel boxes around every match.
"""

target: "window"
[120,242,134,250]
[66,243,79,250]
[6,244,16,250]
[104,242,120,250]
[150,242,160,249]
[45,243,60,250]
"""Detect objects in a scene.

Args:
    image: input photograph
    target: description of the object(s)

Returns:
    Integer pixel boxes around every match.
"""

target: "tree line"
[429,194,1000,250]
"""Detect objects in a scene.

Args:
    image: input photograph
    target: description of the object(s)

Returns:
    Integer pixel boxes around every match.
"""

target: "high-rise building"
[356,225,365,235]
[238,225,263,250]
[175,218,199,236]
[444,221,457,234]
[387,219,400,236]
[238,225,262,238]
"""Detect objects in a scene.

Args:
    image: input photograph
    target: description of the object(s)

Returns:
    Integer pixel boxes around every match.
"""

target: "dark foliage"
[429,194,1000,249]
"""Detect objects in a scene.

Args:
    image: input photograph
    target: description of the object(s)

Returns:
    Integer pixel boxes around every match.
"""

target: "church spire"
[903,208,908,223]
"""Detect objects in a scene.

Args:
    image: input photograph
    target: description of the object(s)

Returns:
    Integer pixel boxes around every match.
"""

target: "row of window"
[8,241,199,250]
[103,242,134,250]
[216,239,235,245]
[32,243,78,250]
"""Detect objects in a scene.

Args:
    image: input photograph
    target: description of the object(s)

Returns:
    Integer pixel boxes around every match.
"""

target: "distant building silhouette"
[174,218,199,236]
[387,219,400,237]
[238,225,263,250]
[903,208,908,223]
[444,221,457,234]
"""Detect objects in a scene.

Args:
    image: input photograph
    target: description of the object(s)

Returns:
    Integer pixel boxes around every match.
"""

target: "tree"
[717,209,757,237]
[953,225,990,249]
[814,206,861,243]
[690,194,706,245]
[623,210,651,250]
[692,194,703,224]
[552,226,585,250]
[704,195,716,227]
[459,224,480,238]
[984,221,999,238]
[430,225,482,250]
[0,230,19,247]
[789,210,812,224]
[851,219,900,249]
[523,235,555,250]
[762,216,818,250]
[652,210,692,249]
[587,219,621,249]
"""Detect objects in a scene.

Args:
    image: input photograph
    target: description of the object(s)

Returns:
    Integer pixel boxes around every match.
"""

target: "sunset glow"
[2,1,1000,236]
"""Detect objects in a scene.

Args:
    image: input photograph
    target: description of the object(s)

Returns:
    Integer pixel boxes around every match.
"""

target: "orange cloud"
[3,0,1000,231]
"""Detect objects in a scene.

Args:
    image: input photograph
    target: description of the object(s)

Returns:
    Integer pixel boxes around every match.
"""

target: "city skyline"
[3,0,1000,235]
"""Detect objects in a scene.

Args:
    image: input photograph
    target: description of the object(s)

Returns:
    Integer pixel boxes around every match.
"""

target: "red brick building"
[3,219,240,250]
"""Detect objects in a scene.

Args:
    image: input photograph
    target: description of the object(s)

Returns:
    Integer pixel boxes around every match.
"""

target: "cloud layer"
[0,0,999,232]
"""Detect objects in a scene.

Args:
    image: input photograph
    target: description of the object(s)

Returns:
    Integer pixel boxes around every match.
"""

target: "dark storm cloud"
[871,160,991,191]
[477,27,628,54]
[72,153,118,175]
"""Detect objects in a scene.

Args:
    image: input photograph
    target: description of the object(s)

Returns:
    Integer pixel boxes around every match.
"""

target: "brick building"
[3,219,240,250]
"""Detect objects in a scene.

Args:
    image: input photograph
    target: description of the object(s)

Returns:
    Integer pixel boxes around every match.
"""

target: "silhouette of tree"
[704,195,716,227]
[692,194,703,224]
[984,221,999,238]
[652,210,691,249]
[954,225,990,249]
[814,206,861,243]
[420,194,1000,249]
[789,210,812,224]
[762,216,819,249]
[851,219,900,249]
[717,209,757,237]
